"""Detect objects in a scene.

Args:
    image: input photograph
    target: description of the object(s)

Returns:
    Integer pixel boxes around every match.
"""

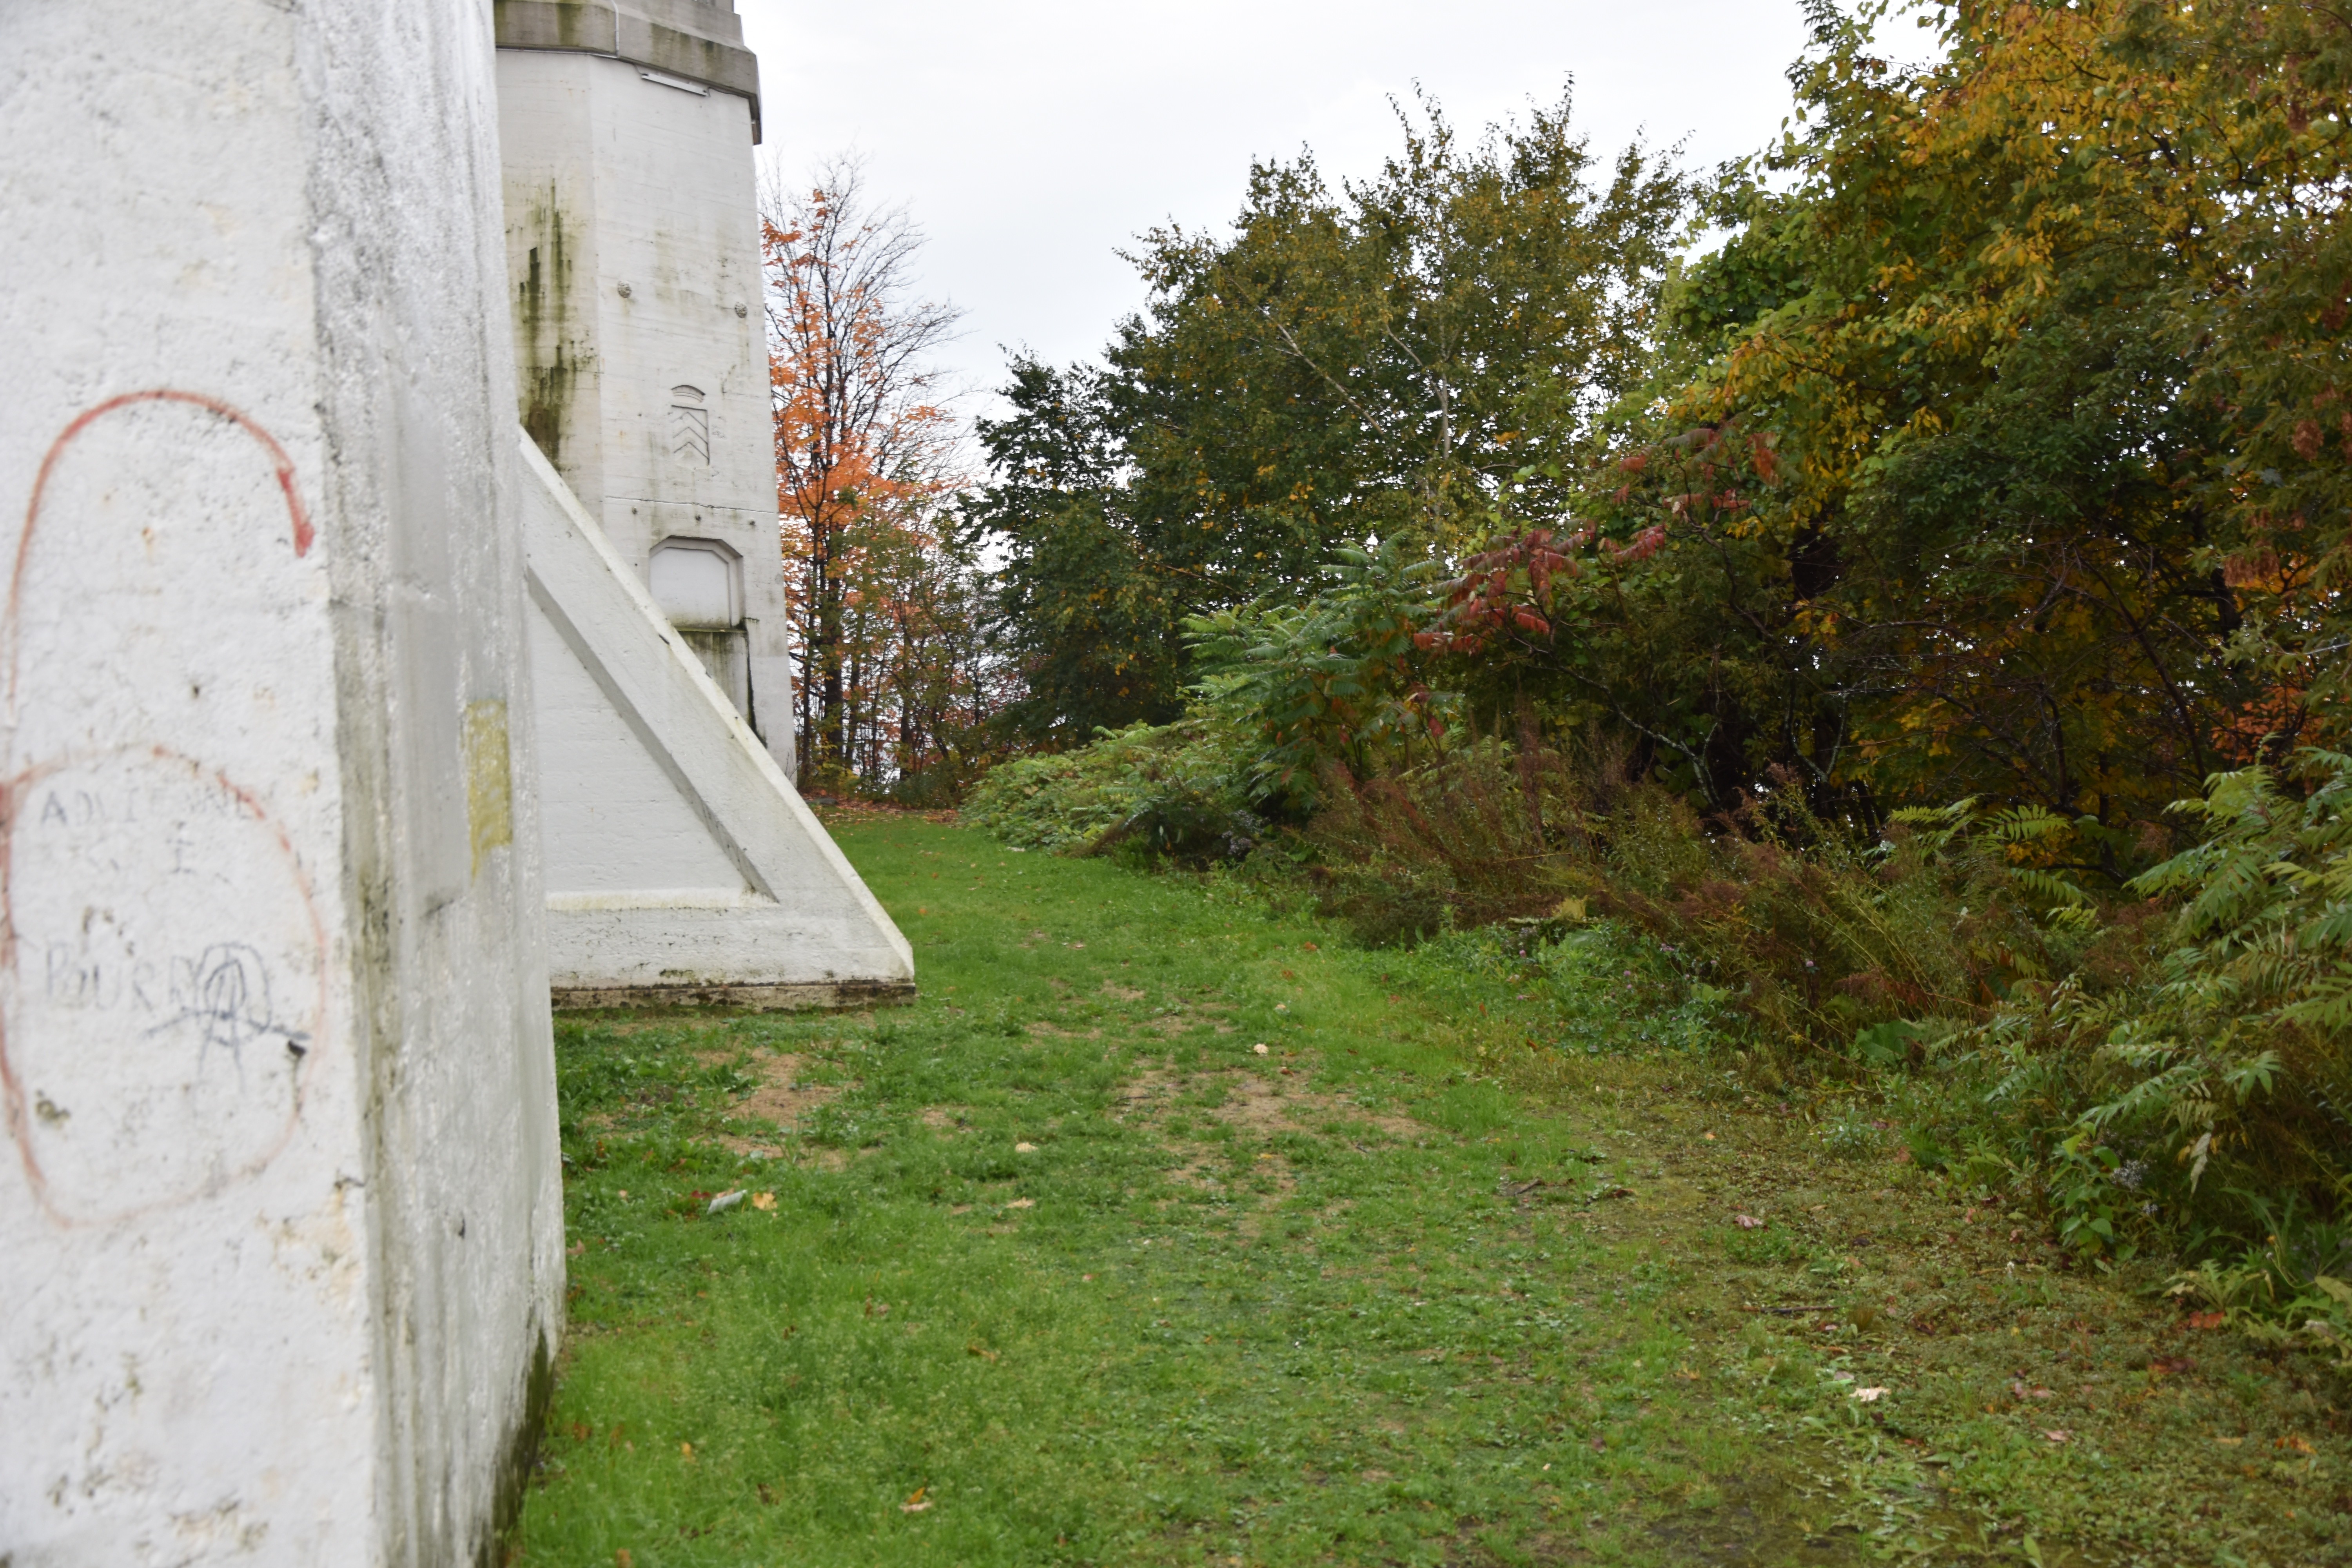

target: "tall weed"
[1298,740,1589,943]
[1296,742,2076,1060]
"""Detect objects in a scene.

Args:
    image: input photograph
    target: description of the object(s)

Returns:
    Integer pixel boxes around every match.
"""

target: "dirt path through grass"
[510,818,2348,1567]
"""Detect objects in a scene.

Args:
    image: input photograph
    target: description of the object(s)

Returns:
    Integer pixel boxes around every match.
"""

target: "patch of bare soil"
[1207,1072,1425,1143]
[1100,981,1147,1002]
[1112,1068,1430,1229]
[1103,1069,1239,1194]
[1111,1066,1424,1143]
[1109,1069,1183,1122]
[717,1052,845,1153]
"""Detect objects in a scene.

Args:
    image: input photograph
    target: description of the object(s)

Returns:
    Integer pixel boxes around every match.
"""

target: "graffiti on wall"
[0,392,329,1227]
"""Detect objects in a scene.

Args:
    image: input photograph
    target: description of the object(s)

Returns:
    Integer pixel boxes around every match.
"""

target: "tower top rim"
[494,0,762,143]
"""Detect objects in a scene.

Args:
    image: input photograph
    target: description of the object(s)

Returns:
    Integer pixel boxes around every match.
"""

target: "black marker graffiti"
[142,943,309,1085]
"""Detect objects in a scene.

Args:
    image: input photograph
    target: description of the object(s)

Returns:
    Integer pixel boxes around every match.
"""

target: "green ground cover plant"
[511,816,2352,1567]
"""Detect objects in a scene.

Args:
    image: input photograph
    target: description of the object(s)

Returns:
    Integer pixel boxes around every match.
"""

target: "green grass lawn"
[509,817,2352,1567]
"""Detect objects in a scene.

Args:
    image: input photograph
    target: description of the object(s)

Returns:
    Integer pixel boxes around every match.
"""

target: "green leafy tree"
[1411,1,2307,831]
[973,91,1690,740]
[1116,89,1688,563]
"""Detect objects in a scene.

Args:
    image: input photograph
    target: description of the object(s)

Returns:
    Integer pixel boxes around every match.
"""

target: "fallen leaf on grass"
[900,1487,931,1514]
[1007,1198,1035,1209]
[1734,1214,1765,1230]
[2187,1310,2227,1330]
[2042,1429,2071,1444]
[1252,1043,1270,1055]
[680,1442,695,1461]
[2150,1356,2194,1374]
[2215,1436,2244,1447]
[615,1552,633,1568]
[2279,1435,2318,1454]
[1851,1387,1888,1403]
[1014,1141,1038,1153]
[751,1192,776,1211]
[966,1342,999,1361]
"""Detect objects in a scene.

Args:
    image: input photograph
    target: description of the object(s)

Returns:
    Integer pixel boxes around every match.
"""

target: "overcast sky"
[738,2,1927,410]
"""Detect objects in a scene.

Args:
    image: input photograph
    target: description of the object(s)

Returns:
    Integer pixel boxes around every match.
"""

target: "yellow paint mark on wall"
[463,699,513,878]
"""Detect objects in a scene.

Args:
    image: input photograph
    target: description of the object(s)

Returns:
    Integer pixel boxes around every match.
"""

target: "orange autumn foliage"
[763,160,996,795]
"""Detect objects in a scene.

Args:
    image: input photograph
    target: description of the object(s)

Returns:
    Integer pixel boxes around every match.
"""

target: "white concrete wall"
[497,36,797,773]
[0,4,562,1564]
[520,436,914,1006]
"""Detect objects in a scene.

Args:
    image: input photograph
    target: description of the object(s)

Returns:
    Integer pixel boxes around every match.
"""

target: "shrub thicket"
[958,715,1260,861]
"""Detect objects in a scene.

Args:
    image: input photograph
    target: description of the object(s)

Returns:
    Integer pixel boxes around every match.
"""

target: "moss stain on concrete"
[517,189,586,468]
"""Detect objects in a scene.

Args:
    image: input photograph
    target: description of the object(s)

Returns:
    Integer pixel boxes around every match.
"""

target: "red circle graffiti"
[0,392,328,1227]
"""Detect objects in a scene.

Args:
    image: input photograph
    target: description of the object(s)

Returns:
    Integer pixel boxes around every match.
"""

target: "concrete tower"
[494,0,915,1006]
[494,0,789,762]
